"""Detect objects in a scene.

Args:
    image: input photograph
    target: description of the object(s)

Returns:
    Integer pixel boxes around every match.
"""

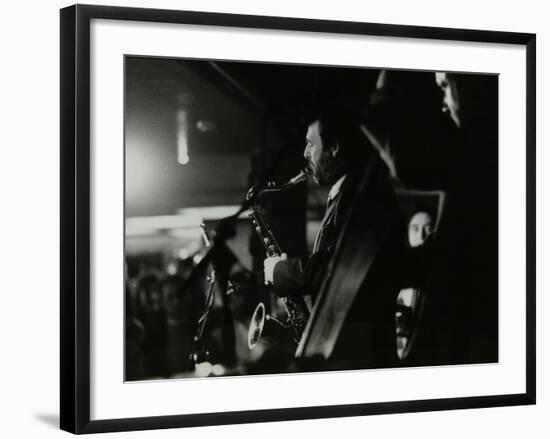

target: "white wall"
[0,0,546,437]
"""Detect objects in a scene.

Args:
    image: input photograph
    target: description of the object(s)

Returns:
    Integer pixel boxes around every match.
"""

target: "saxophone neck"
[246,170,308,201]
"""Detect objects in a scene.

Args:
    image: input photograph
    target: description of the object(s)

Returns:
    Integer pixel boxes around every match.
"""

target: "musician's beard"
[307,152,344,187]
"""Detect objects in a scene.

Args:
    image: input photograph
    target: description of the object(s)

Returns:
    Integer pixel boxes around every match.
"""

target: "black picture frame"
[60,4,536,434]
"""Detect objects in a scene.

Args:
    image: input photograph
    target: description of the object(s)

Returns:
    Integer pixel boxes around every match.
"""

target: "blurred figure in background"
[407,210,435,248]
[136,272,167,378]
[362,69,457,188]
[125,284,145,380]
[435,72,496,131]
[396,208,435,360]
[364,69,498,365]
[162,274,195,376]
[424,71,499,364]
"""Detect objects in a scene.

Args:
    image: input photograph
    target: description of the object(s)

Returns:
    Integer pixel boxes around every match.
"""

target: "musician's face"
[435,72,461,127]
[304,120,339,186]
[408,211,434,248]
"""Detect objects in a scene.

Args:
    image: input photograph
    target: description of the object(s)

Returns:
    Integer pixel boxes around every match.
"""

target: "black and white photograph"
[1,0,545,435]
[51,1,539,435]
[124,57,499,381]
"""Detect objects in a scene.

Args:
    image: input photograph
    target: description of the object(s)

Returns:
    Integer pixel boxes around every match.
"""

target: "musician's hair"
[306,106,372,169]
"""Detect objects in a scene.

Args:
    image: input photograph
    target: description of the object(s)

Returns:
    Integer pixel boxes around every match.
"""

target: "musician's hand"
[263,254,287,285]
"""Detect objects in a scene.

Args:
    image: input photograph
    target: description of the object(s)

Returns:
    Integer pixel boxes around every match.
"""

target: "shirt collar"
[328,175,347,202]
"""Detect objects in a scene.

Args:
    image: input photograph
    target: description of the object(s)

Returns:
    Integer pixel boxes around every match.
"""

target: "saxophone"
[246,171,310,350]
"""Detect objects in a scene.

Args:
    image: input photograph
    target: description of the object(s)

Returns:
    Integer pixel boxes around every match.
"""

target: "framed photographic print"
[60,4,536,434]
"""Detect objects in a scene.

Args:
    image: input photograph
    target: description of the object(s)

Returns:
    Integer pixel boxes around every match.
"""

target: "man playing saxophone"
[263,113,351,302]
[263,108,404,368]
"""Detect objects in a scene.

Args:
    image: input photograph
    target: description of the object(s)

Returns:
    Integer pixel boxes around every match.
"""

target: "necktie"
[313,192,340,253]
[305,194,340,310]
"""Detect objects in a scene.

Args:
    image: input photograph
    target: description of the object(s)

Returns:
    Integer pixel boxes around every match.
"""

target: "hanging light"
[176,108,190,165]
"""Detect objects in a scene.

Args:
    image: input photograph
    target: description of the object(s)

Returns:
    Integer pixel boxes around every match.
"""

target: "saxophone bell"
[247,303,265,350]
[248,302,296,350]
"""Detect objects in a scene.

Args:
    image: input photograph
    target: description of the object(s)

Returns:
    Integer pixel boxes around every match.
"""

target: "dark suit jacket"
[272,172,356,301]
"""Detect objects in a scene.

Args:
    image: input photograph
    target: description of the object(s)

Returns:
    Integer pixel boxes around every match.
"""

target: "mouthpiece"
[247,169,308,201]
[288,170,308,185]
